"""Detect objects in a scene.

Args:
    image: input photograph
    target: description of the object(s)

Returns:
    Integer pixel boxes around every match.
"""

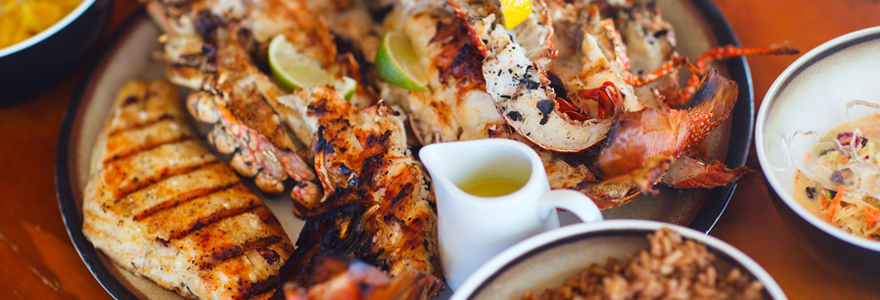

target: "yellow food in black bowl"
[0,0,82,49]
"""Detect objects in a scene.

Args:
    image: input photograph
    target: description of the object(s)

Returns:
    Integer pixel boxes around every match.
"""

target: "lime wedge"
[337,76,357,100]
[375,31,428,92]
[269,34,357,99]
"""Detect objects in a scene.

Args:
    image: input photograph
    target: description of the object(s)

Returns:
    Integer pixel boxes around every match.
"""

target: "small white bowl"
[756,27,880,269]
[452,220,786,300]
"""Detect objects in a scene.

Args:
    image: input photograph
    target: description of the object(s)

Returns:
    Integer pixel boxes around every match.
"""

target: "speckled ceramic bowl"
[0,0,112,104]
[756,27,880,274]
[452,220,786,300]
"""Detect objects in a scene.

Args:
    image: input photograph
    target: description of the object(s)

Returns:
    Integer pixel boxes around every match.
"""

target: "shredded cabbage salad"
[802,123,880,240]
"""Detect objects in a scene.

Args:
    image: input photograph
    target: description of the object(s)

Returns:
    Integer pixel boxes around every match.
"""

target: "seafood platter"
[55,0,799,299]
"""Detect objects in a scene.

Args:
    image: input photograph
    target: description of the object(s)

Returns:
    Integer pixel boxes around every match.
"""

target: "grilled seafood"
[547,1,642,113]
[661,155,754,189]
[82,80,294,300]
[272,85,443,298]
[364,0,762,209]
[283,254,439,300]
[136,0,788,297]
[516,69,747,209]
[450,0,622,153]
[450,0,796,154]
[307,0,386,61]
[147,0,352,201]
[148,0,443,297]
[614,0,679,109]
[443,0,798,206]
[380,1,511,144]
[595,69,741,191]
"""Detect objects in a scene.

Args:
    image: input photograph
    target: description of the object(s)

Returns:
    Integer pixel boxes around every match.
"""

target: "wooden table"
[1,0,878,299]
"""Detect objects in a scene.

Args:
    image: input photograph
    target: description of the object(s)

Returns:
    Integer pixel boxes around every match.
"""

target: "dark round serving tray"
[56,1,754,298]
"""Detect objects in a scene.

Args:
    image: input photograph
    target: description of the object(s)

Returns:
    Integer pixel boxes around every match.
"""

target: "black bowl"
[0,0,112,105]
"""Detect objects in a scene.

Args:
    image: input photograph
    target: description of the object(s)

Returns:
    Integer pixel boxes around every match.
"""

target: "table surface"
[2,0,880,299]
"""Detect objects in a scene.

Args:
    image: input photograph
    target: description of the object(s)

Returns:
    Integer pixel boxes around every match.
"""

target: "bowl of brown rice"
[450,220,785,300]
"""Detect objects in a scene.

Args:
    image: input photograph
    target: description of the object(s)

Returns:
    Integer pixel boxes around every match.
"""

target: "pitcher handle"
[538,189,603,223]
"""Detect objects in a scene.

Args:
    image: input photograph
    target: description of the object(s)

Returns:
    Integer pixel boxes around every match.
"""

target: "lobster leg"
[621,44,798,108]
[624,56,701,87]
[671,44,800,106]
[661,155,754,189]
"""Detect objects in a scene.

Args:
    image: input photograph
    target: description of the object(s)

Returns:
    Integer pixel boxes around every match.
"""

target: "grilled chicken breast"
[82,80,294,300]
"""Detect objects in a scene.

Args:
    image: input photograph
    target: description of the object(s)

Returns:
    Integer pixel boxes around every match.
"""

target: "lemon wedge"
[500,0,532,30]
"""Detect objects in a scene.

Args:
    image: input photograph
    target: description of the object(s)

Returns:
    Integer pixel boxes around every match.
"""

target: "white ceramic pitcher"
[419,139,604,291]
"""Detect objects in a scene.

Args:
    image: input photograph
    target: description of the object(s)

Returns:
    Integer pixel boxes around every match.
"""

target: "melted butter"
[460,177,526,197]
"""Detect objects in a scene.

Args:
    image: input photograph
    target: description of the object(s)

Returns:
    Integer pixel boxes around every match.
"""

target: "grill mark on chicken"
[163,203,261,241]
[132,182,241,221]
[199,235,284,269]
[121,89,150,106]
[84,80,294,299]
[113,159,221,200]
[103,134,194,165]
[107,114,175,136]
[233,274,281,300]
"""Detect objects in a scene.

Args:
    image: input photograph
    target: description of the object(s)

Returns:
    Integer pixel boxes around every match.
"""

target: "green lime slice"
[269,34,357,99]
[337,76,357,99]
[375,31,428,92]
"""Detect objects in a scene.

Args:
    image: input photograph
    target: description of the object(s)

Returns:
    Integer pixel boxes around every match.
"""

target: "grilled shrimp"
[307,0,387,61]
[148,0,442,296]
[283,254,438,300]
[277,85,443,297]
[146,0,325,201]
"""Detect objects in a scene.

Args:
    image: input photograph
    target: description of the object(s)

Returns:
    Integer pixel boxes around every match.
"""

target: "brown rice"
[522,228,767,300]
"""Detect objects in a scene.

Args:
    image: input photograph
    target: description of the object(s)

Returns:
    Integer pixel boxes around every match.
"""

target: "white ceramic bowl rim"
[756,26,880,252]
[0,0,97,57]
[451,220,787,300]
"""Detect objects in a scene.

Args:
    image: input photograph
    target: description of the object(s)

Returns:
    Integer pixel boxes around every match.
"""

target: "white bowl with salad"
[757,26,880,273]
